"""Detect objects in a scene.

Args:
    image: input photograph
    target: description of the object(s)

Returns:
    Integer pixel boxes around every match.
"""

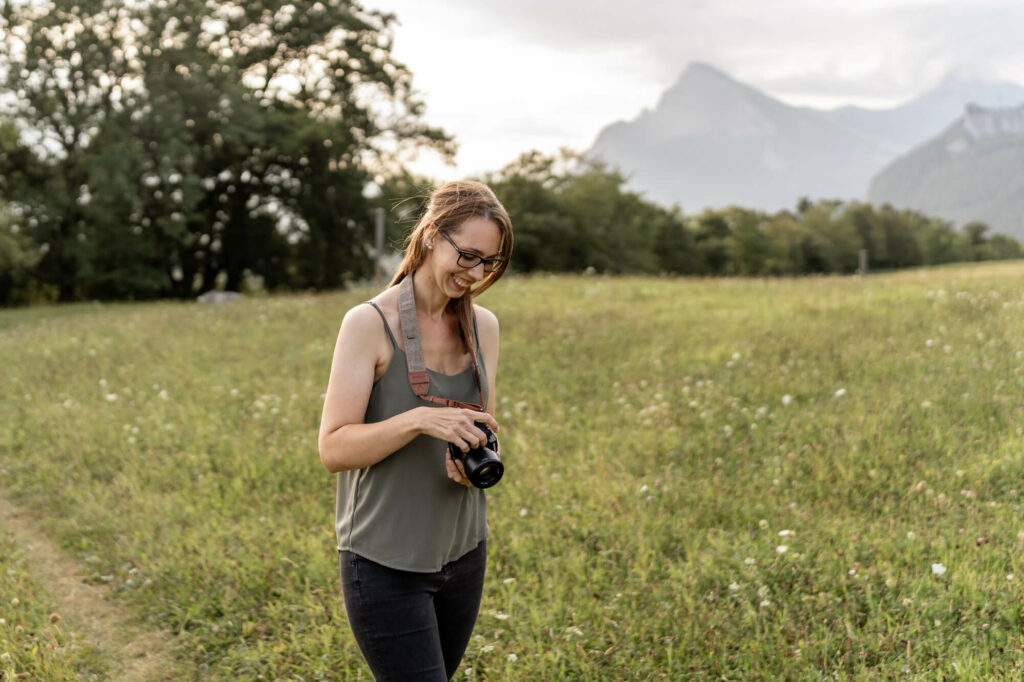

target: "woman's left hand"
[445,440,501,488]
[445,448,475,488]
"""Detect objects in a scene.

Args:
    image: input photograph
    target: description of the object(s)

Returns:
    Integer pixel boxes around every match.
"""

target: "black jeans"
[339,541,487,681]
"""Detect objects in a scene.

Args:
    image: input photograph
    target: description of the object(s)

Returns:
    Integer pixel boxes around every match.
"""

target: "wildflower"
[758,519,769,529]
[519,508,528,517]
[834,388,846,398]
[494,612,510,621]
[931,563,947,576]
[480,645,495,653]
[759,599,771,608]
[744,558,756,565]
[506,654,518,663]
[565,626,584,637]
[728,582,740,591]
[778,529,793,537]
[503,578,516,585]
[1008,574,1014,581]
[781,394,792,406]
[105,393,118,402]
[776,545,788,554]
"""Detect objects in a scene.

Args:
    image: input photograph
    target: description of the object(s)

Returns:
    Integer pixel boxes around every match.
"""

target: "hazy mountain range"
[586,62,1024,232]
[868,104,1024,237]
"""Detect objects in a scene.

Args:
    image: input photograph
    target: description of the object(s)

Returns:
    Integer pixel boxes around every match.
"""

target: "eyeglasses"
[438,231,505,273]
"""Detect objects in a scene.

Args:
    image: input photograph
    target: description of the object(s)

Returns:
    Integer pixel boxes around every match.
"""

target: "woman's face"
[428,216,503,299]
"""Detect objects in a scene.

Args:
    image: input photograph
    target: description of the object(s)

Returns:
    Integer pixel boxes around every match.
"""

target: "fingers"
[467,409,499,434]
[445,449,473,488]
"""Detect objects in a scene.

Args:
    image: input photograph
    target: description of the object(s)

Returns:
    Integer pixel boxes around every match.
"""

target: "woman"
[318,180,513,681]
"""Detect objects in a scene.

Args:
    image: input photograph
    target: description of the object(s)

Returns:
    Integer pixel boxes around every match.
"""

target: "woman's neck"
[411,269,450,321]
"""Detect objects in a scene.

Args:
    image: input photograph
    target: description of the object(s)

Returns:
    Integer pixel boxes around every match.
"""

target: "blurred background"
[2,0,1023,306]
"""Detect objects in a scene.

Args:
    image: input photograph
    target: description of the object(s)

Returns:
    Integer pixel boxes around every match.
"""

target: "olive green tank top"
[334,303,489,572]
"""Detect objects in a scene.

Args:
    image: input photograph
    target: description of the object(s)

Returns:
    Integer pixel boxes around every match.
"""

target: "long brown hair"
[389,180,513,359]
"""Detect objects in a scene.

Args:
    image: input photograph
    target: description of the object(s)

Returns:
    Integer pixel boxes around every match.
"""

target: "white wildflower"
[931,563,947,576]
[776,545,788,554]
[506,653,518,663]
[834,388,846,398]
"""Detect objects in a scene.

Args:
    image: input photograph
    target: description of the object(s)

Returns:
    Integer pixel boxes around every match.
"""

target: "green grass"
[4,262,1024,678]
[0,532,107,680]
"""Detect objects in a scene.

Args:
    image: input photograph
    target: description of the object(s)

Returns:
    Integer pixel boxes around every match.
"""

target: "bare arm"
[318,304,497,474]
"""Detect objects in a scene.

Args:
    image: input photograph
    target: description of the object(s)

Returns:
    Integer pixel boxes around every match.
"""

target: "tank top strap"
[364,302,398,350]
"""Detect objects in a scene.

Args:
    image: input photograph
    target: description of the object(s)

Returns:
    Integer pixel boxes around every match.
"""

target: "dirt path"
[0,490,180,681]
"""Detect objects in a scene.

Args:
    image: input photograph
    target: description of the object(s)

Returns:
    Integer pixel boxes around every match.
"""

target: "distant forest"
[477,150,1021,278]
[1,3,1020,305]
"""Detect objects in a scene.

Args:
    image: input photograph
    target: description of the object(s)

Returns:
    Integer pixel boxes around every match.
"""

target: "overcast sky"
[362,0,1024,180]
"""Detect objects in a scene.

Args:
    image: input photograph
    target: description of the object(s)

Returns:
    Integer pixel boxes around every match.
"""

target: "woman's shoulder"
[472,303,499,336]
[341,293,394,337]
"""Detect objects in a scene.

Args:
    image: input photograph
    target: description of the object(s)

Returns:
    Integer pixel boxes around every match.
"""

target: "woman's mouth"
[452,275,471,291]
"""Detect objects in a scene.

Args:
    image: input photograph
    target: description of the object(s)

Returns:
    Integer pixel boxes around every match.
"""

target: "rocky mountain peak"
[962,103,1024,139]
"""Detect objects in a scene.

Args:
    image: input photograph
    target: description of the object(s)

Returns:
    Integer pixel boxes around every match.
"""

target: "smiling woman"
[317,180,514,681]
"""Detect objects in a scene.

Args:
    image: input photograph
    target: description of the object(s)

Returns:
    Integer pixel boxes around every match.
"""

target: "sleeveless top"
[334,303,490,572]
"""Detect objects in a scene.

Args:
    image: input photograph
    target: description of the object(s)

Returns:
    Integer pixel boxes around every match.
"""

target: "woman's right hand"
[417,407,499,453]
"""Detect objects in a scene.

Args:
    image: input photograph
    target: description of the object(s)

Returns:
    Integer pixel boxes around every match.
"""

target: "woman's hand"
[416,407,498,488]
[417,407,498,452]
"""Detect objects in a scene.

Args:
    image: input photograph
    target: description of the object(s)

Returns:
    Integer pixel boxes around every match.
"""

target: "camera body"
[449,422,504,489]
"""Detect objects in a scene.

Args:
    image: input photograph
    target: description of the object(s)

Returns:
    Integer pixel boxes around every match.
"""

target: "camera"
[449,422,504,489]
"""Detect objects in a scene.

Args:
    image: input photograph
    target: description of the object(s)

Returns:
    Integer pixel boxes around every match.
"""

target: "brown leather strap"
[398,275,485,410]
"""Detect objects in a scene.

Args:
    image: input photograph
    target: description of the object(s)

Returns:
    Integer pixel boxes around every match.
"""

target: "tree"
[0,0,452,301]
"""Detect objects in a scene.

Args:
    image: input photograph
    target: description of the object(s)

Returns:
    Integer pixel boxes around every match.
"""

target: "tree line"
[1,2,1020,306]
[483,150,1021,277]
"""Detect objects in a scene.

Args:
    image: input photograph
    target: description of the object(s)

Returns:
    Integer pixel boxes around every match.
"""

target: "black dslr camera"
[449,422,504,489]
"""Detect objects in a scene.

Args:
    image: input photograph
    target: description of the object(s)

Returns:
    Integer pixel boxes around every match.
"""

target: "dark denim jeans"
[339,541,487,681]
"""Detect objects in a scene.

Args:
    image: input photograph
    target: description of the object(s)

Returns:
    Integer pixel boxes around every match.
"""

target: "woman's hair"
[390,180,513,359]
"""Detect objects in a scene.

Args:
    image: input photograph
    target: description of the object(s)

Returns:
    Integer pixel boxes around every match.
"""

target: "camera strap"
[398,274,485,411]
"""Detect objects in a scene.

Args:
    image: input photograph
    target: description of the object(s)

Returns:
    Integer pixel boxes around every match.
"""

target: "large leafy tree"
[0,0,452,301]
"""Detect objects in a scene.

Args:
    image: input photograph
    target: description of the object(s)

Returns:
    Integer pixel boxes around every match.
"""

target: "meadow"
[4,263,1024,679]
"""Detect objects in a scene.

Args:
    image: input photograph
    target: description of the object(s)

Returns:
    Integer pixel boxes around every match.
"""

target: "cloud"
[434,0,1024,104]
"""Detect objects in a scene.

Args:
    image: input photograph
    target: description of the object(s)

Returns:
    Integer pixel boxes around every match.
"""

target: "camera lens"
[473,462,502,488]
[449,422,504,489]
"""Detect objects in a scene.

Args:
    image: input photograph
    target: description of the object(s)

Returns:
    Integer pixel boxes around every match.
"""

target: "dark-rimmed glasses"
[439,231,505,273]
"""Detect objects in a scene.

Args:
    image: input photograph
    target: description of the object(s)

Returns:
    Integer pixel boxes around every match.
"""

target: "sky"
[362,0,1024,181]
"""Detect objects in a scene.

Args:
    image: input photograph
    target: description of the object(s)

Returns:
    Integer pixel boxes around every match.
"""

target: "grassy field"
[4,262,1024,679]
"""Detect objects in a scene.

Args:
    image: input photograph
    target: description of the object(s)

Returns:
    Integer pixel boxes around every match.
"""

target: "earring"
[427,244,433,250]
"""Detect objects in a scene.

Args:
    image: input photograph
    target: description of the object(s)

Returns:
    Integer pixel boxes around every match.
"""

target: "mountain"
[586,62,1024,213]
[824,72,1024,151]
[867,104,1024,238]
